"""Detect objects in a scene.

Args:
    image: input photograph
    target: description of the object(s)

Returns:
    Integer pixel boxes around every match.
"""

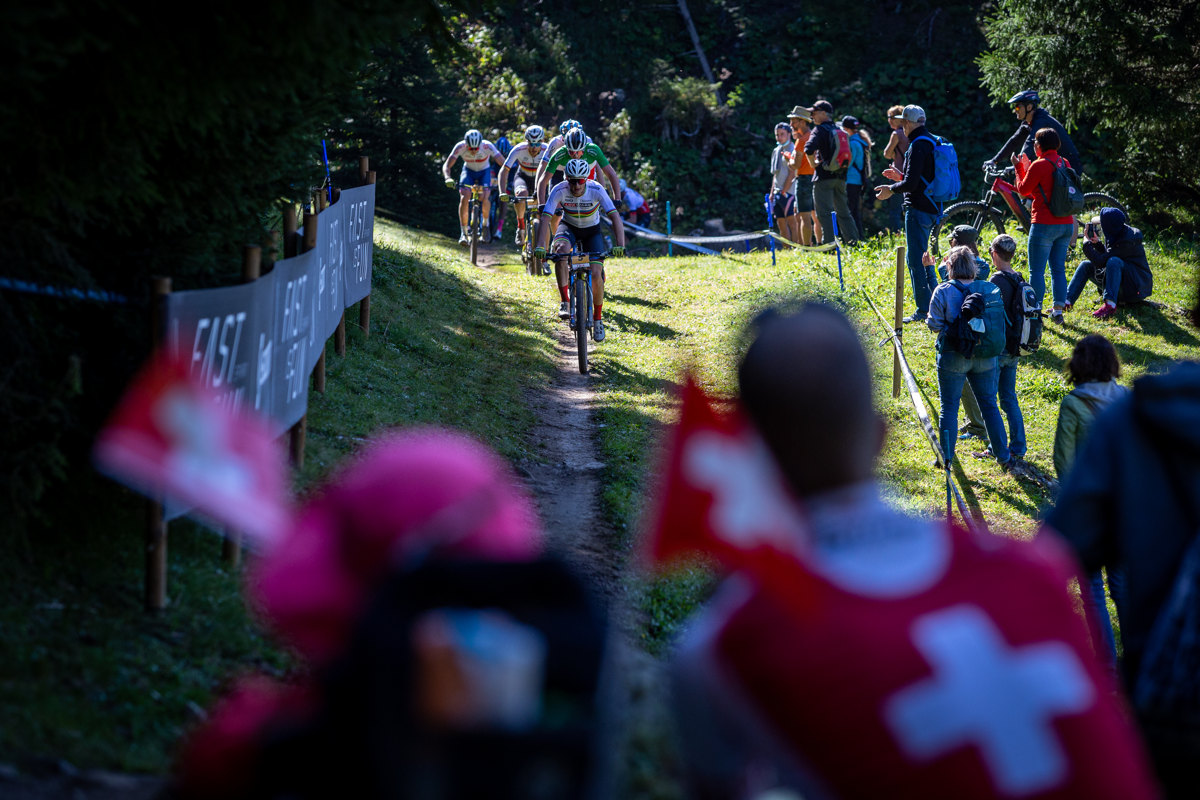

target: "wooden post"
[146,276,171,611]
[359,156,370,184]
[283,205,299,259]
[358,168,375,336]
[335,314,347,356]
[893,246,905,399]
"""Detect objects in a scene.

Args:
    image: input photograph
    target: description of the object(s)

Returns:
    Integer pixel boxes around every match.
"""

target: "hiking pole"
[322,139,333,205]
[832,211,845,292]
[765,193,776,266]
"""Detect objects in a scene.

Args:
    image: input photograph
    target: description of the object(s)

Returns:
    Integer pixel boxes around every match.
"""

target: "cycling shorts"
[458,165,492,187]
[552,223,606,258]
[513,174,533,196]
[773,192,796,219]
[793,182,815,213]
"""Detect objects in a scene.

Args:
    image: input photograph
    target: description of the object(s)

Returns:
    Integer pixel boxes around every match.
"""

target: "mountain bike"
[929,164,1125,256]
[508,196,545,275]
[554,246,607,375]
[465,184,485,265]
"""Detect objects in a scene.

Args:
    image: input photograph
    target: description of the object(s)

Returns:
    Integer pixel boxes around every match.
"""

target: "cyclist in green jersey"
[536,127,620,206]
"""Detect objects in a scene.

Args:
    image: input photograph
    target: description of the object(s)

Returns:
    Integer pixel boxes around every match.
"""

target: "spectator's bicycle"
[929,164,1125,256]
[554,246,607,375]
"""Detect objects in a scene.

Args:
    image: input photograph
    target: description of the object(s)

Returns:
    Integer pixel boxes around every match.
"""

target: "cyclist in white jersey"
[497,125,548,246]
[533,159,626,343]
[442,128,506,245]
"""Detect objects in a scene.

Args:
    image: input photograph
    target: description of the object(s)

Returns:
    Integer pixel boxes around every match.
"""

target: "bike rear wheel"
[929,202,1005,257]
[573,274,589,374]
[469,202,480,265]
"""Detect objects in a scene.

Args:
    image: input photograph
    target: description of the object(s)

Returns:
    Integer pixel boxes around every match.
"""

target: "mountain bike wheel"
[469,202,480,265]
[573,275,589,374]
[929,202,1004,257]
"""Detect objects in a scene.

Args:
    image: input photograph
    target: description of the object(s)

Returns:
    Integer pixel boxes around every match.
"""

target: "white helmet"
[564,159,591,181]
[524,125,545,145]
[464,129,482,148]
[564,127,588,155]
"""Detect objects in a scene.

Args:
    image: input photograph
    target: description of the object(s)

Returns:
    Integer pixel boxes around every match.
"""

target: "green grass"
[2,218,1195,788]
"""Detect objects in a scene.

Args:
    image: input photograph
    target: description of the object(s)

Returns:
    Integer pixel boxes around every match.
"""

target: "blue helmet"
[1007,89,1040,106]
[559,119,581,136]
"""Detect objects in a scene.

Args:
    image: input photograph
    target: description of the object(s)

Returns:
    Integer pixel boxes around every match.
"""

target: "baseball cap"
[890,105,926,123]
[950,225,978,246]
[787,105,812,123]
[812,100,834,114]
[775,121,792,131]
[840,115,859,129]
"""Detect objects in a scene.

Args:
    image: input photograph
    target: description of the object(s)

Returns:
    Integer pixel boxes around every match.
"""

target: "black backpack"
[1039,154,1084,217]
[996,271,1042,355]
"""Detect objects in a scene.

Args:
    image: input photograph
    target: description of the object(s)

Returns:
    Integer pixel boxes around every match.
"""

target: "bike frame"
[989,174,1030,232]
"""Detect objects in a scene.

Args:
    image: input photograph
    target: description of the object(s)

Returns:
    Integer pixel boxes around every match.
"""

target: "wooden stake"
[359,156,370,184]
[893,246,906,399]
[283,205,298,259]
[335,313,346,357]
[359,166,375,337]
[146,276,171,611]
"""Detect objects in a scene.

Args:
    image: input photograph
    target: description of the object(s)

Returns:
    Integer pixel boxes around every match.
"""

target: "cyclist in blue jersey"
[533,159,626,342]
[442,128,506,245]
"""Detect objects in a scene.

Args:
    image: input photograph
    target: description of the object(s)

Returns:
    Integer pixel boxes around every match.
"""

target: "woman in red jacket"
[1014,127,1075,324]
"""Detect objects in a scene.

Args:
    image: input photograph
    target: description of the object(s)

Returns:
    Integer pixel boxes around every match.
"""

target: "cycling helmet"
[524,125,545,145]
[1007,89,1040,106]
[559,119,581,136]
[564,159,591,181]
[464,129,482,148]
[564,127,588,156]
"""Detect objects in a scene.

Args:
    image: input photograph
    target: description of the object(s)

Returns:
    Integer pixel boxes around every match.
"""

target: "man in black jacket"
[876,105,938,322]
[1065,206,1153,319]
[803,100,859,246]
[987,89,1083,177]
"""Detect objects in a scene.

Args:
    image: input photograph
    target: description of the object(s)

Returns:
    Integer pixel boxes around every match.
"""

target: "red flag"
[93,352,290,549]
[642,375,817,614]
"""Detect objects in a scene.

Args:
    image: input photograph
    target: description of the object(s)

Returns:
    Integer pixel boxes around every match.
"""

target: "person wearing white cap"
[876,105,939,323]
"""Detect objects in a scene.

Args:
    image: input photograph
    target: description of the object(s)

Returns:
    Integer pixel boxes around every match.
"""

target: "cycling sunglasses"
[567,177,586,184]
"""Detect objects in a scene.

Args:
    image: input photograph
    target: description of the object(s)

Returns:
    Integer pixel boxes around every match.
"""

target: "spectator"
[875,105,939,323]
[930,225,990,445]
[881,104,909,233]
[1052,334,1129,677]
[983,234,1030,467]
[619,178,651,228]
[769,121,800,245]
[786,106,820,246]
[669,302,1158,799]
[842,115,872,240]
[804,100,859,245]
[1067,207,1154,320]
[925,245,1017,472]
[1014,127,1075,324]
[1045,310,1200,795]
[937,224,990,283]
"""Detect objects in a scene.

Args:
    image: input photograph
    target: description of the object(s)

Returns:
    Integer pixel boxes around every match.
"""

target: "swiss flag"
[93,352,290,549]
[642,375,818,616]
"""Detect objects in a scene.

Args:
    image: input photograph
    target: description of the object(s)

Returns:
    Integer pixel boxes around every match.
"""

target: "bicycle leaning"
[928,163,1125,256]
[553,246,608,375]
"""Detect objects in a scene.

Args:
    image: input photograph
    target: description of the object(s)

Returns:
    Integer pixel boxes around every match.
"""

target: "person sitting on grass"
[1066,207,1153,320]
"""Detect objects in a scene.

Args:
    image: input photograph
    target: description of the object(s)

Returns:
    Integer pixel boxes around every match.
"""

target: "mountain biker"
[498,125,548,246]
[985,90,1083,179]
[533,159,626,343]
[536,126,620,205]
[442,129,506,245]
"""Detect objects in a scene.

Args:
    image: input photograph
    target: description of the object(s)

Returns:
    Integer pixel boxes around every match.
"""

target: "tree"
[978,0,1200,226]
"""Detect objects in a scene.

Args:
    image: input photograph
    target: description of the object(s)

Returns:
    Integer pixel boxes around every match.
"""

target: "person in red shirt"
[1014,127,1075,324]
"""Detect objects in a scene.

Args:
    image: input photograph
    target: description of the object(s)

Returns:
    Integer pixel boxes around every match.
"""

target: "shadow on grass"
[607,292,669,310]
[607,309,680,341]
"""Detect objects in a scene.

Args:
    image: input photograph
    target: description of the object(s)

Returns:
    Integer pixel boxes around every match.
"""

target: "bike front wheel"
[469,202,480,265]
[573,275,589,374]
[929,202,1005,257]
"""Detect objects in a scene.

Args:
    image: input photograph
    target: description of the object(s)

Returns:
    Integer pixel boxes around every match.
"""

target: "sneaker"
[902,312,926,324]
[959,430,986,441]
[1063,302,1073,312]
[593,319,605,343]
[541,263,552,276]
[1050,310,1065,325]
[458,232,468,246]
[558,301,570,320]
[972,447,995,460]
[482,228,492,244]
[1093,302,1117,319]
[515,228,524,246]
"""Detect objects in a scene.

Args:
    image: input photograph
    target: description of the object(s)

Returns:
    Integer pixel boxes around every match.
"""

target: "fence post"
[289,212,318,468]
[359,166,375,337]
[893,246,905,398]
[666,201,673,257]
[283,204,299,259]
[146,276,171,612]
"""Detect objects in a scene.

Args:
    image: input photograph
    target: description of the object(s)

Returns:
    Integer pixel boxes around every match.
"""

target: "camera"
[1084,218,1100,240]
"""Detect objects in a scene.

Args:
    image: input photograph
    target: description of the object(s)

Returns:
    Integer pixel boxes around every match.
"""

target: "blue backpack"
[912,134,961,209]
[939,280,1007,359]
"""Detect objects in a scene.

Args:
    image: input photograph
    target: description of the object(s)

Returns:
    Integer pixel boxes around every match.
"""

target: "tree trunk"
[677,0,722,106]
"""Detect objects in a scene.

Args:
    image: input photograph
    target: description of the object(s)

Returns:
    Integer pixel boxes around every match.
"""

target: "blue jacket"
[846,135,867,186]
[1045,361,1200,686]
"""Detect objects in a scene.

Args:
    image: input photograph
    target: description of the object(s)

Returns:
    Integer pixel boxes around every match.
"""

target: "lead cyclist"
[534,159,626,343]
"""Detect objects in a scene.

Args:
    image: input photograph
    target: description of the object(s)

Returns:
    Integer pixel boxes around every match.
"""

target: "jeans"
[997,353,1025,458]
[846,183,865,240]
[887,192,904,232]
[904,208,938,316]
[1088,567,1126,678]
[960,382,987,438]
[812,179,859,245]
[1068,256,1140,306]
[1027,222,1073,309]
[936,350,1010,465]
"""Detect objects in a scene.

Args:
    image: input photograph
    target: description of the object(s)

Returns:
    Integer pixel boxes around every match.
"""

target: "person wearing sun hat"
[786,105,820,245]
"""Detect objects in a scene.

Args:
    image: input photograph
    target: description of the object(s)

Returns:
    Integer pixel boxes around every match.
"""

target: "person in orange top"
[1013,127,1075,324]
[787,106,822,246]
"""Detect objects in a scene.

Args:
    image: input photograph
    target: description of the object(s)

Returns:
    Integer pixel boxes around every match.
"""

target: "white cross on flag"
[642,375,818,617]
[93,351,290,549]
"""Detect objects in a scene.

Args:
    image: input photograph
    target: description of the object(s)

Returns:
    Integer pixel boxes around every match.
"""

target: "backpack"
[818,124,852,174]
[939,281,1006,359]
[911,134,961,207]
[1039,155,1084,218]
[996,271,1042,354]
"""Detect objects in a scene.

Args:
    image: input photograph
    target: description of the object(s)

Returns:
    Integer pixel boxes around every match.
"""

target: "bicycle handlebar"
[981,162,1016,180]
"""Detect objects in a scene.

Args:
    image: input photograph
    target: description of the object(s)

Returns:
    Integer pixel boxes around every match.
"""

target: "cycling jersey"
[544,179,616,228]
[544,142,611,174]
[448,139,502,170]
[541,134,567,164]
[503,142,546,178]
